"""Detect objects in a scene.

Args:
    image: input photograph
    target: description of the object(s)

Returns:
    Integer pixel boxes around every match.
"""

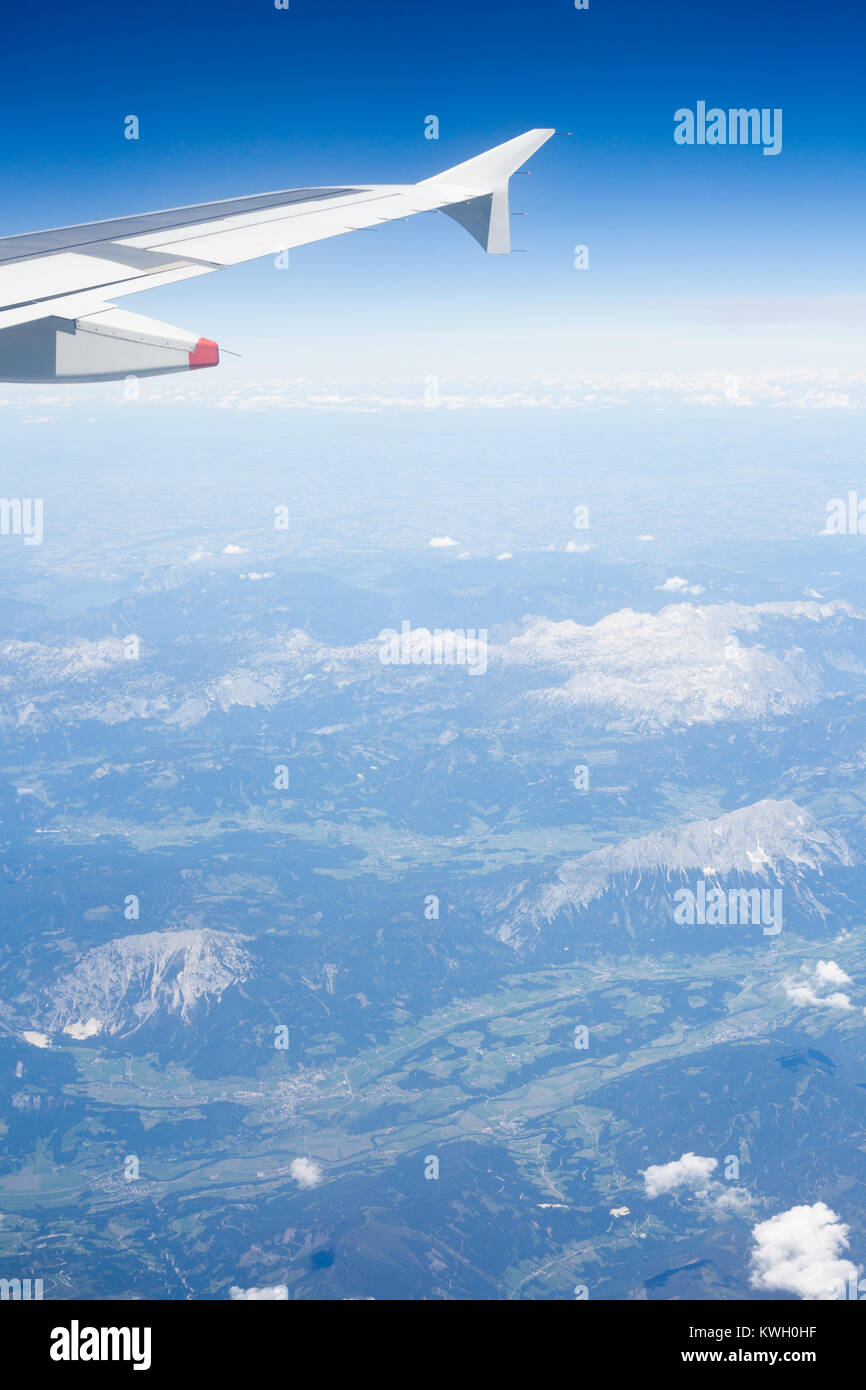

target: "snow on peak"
[47,929,252,1038]
[501,599,860,731]
[511,799,852,933]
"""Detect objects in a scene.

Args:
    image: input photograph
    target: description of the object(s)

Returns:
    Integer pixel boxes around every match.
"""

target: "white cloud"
[22,1031,50,1048]
[711,1185,757,1217]
[7,370,866,417]
[429,536,458,548]
[656,576,689,591]
[642,1152,718,1198]
[656,575,705,596]
[815,960,853,988]
[290,1157,322,1189]
[497,552,513,561]
[229,1284,288,1300]
[642,1152,755,1218]
[222,544,247,555]
[783,960,854,1012]
[749,1203,859,1300]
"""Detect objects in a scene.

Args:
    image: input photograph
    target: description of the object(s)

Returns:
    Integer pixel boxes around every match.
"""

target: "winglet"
[421,128,554,254]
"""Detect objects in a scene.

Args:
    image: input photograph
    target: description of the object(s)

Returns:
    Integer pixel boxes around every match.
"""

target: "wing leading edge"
[0,129,554,381]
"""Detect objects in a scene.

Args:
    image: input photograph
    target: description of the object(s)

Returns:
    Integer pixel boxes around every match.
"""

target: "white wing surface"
[0,129,554,381]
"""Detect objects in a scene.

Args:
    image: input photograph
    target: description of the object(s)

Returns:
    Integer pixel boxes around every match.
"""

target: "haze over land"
[2,398,866,1299]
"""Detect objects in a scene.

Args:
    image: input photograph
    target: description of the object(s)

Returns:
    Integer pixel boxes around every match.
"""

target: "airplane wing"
[0,128,554,382]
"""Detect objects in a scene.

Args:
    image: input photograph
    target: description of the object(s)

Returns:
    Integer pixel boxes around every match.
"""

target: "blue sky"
[1,0,863,377]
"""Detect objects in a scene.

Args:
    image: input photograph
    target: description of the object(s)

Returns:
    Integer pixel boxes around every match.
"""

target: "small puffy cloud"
[290,1157,322,1189]
[783,960,854,1012]
[637,534,655,542]
[497,552,513,561]
[429,536,458,548]
[23,1031,51,1048]
[815,960,853,988]
[657,576,689,591]
[222,544,247,555]
[642,1151,754,1217]
[749,1202,859,1300]
[229,1284,288,1301]
[655,575,705,596]
[712,1185,757,1217]
[642,1152,718,1198]
[565,541,592,553]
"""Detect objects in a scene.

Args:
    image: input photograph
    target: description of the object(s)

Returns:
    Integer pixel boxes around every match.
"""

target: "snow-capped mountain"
[484,799,855,949]
[501,600,863,732]
[46,929,253,1039]
[3,595,862,735]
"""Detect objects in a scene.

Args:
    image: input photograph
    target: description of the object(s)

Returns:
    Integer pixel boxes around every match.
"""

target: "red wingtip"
[189,337,220,370]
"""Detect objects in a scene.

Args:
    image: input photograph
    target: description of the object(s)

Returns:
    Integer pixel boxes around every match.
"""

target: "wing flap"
[0,264,211,332]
